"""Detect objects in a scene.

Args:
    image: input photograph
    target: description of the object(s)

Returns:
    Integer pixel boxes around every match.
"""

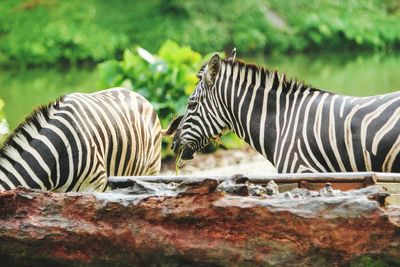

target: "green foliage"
[268,0,400,52]
[1,0,399,66]
[220,133,245,150]
[0,98,9,142]
[97,41,203,157]
[0,0,130,66]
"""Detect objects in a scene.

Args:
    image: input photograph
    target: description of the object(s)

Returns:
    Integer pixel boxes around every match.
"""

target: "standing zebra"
[0,88,162,192]
[170,51,400,173]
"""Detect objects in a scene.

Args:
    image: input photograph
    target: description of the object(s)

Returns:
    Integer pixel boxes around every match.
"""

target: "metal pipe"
[108,172,400,185]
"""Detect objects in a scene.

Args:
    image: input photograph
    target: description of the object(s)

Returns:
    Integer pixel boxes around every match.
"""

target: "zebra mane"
[196,63,208,80]
[0,96,64,153]
[221,59,323,94]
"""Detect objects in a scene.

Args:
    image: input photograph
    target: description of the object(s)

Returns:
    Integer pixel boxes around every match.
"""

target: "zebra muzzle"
[172,140,195,160]
[180,146,195,160]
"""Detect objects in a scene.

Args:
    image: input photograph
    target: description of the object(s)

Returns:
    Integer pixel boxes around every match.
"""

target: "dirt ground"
[161,145,277,176]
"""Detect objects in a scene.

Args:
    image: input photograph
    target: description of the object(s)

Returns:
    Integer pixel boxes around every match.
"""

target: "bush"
[0,0,130,66]
[1,0,399,66]
[268,0,400,52]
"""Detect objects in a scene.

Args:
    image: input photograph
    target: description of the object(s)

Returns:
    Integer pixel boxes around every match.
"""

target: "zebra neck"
[0,166,9,191]
[216,63,284,164]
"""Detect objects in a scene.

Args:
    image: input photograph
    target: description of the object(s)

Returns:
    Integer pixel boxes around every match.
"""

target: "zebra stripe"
[0,88,162,192]
[171,52,400,173]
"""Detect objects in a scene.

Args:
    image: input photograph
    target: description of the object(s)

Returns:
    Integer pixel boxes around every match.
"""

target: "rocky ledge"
[0,179,399,266]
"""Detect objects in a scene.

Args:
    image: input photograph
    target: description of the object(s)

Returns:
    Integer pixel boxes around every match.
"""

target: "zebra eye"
[188,100,197,110]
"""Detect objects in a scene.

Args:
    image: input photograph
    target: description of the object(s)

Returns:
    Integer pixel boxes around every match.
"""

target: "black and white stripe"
[171,51,400,173]
[0,88,162,191]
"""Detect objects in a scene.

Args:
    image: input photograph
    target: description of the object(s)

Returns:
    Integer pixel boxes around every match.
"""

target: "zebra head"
[170,50,236,160]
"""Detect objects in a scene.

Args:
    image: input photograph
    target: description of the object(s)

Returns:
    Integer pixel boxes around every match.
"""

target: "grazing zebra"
[0,88,162,192]
[169,50,400,173]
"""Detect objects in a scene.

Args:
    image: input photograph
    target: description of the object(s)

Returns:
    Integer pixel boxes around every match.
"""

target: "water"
[0,53,400,130]
[258,52,400,96]
[0,67,99,129]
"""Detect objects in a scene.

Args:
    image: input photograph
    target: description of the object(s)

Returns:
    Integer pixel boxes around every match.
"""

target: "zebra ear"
[162,115,184,136]
[205,53,221,87]
[226,48,236,61]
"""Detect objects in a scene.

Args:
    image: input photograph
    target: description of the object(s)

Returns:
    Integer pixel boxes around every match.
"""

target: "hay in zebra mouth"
[175,145,195,175]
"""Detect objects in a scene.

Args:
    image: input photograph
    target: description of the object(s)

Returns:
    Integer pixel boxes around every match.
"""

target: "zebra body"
[0,88,162,192]
[170,51,400,173]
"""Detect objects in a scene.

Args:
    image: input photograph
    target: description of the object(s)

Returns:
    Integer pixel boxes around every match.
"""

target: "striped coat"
[170,51,400,173]
[0,88,162,191]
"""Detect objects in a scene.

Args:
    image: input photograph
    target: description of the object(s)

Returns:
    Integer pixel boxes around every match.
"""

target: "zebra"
[169,50,400,173]
[0,87,162,192]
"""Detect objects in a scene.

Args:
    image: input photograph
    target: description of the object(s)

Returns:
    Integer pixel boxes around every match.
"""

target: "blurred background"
[0,0,399,169]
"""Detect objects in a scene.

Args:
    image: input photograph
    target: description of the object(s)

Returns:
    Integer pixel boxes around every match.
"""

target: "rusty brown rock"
[0,182,399,266]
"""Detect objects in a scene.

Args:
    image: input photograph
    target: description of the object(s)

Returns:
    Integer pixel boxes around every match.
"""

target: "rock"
[0,182,399,266]
[266,180,279,196]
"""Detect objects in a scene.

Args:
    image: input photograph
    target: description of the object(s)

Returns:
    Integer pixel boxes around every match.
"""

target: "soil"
[161,145,277,176]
